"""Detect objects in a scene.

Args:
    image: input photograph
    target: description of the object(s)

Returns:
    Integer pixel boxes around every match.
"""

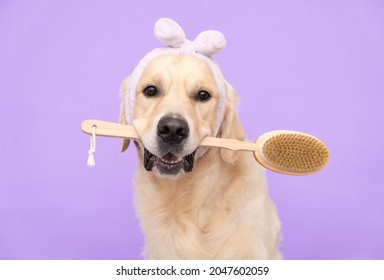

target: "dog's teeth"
[160,158,181,164]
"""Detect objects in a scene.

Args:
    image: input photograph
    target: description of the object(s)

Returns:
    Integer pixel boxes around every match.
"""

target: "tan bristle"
[261,133,329,174]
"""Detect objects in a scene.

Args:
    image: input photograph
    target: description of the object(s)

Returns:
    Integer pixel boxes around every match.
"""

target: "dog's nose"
[157,116,189,144]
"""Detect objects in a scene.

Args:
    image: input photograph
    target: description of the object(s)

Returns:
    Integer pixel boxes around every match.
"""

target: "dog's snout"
[157,116,189,144]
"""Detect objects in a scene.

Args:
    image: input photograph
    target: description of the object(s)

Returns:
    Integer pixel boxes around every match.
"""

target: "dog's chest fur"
[133,150,281,259]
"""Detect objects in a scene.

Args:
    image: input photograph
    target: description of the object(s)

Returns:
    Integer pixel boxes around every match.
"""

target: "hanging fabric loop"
[87,125,97,167]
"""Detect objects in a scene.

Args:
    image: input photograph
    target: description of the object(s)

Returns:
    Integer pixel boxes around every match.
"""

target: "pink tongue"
[162,153,178,161]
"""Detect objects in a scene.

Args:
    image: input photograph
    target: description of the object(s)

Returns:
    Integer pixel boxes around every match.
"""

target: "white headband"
[125,18,227,138]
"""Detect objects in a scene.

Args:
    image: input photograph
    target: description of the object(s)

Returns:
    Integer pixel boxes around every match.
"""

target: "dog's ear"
[217,81,246,164]
[119,76,131,152]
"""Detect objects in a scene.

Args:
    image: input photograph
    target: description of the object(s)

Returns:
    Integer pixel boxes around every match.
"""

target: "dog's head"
[119,19,245,178]
[119,57,245,178]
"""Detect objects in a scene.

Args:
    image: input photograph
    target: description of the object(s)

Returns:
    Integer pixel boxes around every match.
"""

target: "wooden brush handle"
[81,119,257,151]
[199,137,257,151]
[81,119,140,140]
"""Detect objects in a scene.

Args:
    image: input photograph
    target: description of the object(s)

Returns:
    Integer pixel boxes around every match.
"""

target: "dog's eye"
[196,91,211,102]
[143,85,158,97]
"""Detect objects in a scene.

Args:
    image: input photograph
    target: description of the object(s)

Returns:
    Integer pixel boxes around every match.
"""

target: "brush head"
[255,131,329,175]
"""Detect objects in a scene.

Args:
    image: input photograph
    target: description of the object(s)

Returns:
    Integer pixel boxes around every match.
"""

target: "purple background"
[1,0,383,260]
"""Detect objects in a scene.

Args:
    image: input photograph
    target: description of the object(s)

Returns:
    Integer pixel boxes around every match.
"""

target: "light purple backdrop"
[1,0,383,260]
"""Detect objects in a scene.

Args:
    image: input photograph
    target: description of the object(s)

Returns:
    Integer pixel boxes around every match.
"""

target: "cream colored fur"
[119,56,281,259]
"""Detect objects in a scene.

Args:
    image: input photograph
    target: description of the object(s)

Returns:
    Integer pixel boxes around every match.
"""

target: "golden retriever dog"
[118,55,281,259]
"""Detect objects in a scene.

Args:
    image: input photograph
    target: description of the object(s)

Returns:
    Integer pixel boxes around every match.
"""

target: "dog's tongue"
[162,153,178,162]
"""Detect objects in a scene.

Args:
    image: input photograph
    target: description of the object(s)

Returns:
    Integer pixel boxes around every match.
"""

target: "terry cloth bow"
[125,18,227,151]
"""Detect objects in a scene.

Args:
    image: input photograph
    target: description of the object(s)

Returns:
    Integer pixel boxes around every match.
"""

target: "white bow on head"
[154,17,226,56]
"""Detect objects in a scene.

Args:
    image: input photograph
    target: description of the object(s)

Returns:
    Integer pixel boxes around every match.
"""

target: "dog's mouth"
[144,148,196,176]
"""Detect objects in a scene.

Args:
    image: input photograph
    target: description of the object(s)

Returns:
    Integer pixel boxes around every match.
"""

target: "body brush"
[81,119,329,175]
